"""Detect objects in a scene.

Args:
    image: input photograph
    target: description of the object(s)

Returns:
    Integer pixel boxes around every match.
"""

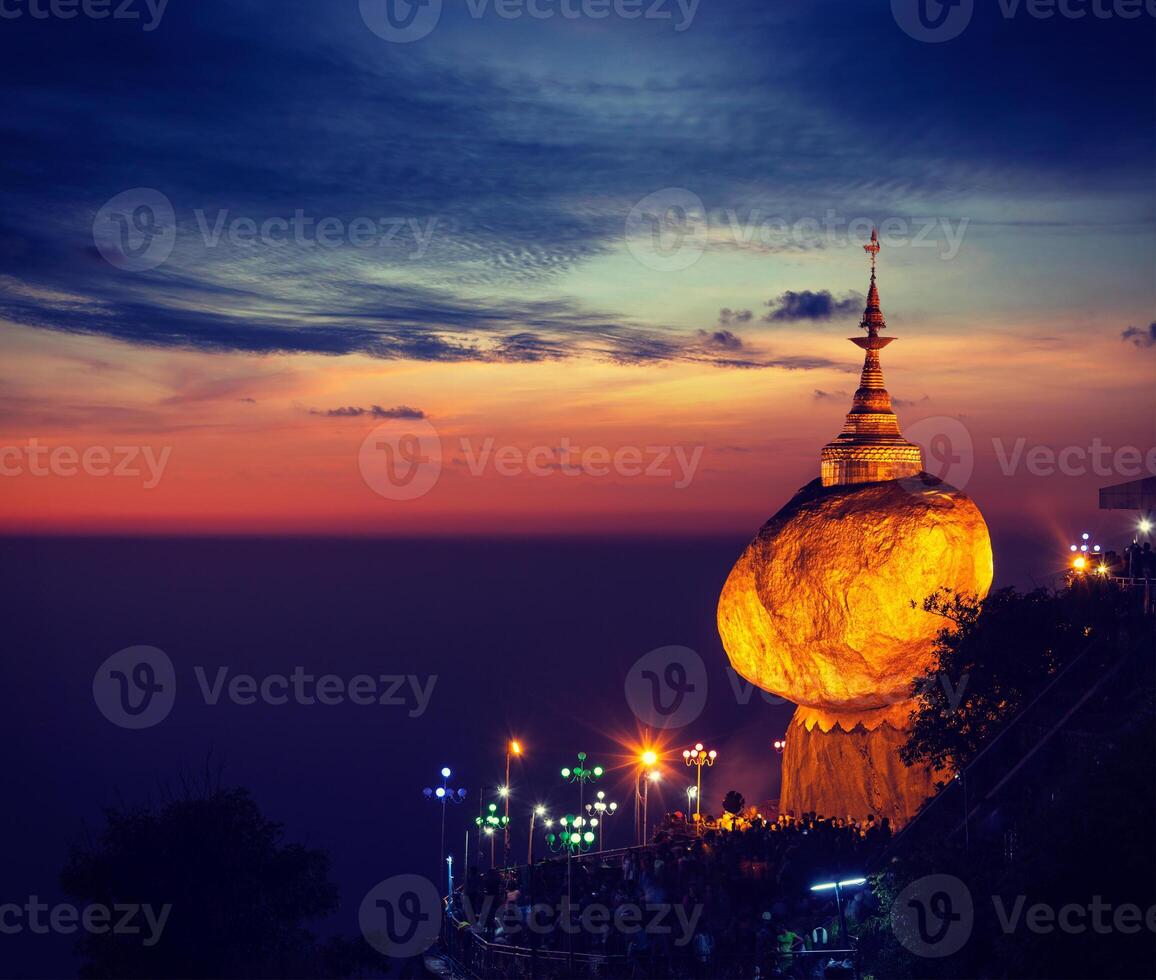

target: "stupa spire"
[819,231,924,487]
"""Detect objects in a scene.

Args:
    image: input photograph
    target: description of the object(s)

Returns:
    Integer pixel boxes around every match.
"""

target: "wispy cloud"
[1121,323,1156,349]
[310,405,426,419]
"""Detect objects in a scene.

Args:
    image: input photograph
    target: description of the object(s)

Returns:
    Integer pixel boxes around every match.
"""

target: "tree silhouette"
[60,786,364,978]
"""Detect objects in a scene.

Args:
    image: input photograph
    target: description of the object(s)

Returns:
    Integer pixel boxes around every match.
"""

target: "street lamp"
[810,877,867,950]
[773,739,786,754]
[585,791,619,851]
[635,749,659,845]
[422,768,467,895]
[682,742,717,830]
[638,769,660,845]
[528,805,548,865]
[475,801,509,869]
[503,740,522,868]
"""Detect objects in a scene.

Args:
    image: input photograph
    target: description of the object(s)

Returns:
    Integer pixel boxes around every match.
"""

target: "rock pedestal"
[778,703,939,826]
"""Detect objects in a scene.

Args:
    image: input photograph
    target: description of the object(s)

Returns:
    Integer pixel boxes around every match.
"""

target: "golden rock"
[717,472,993,711]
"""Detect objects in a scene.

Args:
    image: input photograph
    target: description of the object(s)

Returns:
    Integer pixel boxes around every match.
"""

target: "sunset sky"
[2,0,1153,553]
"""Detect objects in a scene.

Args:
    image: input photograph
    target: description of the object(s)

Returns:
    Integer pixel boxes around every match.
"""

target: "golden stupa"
[717,232,993,825]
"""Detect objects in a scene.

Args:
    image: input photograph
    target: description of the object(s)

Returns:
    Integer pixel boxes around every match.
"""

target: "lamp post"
[640,770,660,845]
[682,742,717,830]
[636,750,658,845]
[422,767,467,896]
[528,805,547,865]
[810,877,866,975]
[504,740,521,867]
[585,791,618,851]
[475,801,509,869]
[557,752,602,960]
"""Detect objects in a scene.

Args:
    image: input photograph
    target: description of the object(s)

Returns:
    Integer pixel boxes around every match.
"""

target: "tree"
[899,583,1136,776]
[722,790,745,816]
[61,786,357,978]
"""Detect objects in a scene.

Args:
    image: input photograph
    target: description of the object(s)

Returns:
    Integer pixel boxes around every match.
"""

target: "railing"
[442,914,860,980]
[1108,575,1154,614]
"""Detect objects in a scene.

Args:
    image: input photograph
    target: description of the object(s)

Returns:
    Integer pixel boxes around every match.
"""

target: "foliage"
[60,786,368,978]
[900,582,1137,775]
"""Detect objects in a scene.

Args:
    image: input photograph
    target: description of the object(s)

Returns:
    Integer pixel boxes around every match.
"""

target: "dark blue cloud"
[0,0,1151,366]
[764,290,863,322]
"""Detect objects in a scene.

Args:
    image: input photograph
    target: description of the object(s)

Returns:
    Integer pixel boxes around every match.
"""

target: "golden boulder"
[717,473,993,712]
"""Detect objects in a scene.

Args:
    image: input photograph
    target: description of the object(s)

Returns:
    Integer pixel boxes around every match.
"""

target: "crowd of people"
[1096,540,1155,578]
[453,812,892,978]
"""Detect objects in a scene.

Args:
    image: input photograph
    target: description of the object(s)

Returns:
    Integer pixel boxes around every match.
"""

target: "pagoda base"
[778,702,938,828]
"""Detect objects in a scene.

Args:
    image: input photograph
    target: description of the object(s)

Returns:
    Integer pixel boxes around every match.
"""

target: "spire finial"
[864,226,880,274]
[859,229,885,337]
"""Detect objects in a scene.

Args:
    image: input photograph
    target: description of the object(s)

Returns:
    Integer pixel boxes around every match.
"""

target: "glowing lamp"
[1073,556,1086,570]
[561,768,571,778]
[1140,519,1152,534]
[810,877,867,892]
[510,740,522,755]
[1070,545,1077,552]
[534,805,546,816]
[435,787,446,799]
[593,766,603,777]
[440,767,452,778]
[641,750,657,767]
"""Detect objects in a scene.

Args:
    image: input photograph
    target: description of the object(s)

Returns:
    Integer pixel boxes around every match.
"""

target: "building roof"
[1099,476,1156,511]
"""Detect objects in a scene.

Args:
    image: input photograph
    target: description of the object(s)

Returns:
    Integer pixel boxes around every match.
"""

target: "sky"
[1,0,1154,552]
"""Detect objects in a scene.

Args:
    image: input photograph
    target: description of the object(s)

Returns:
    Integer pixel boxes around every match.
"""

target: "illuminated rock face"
[718,473,993,711]
[777,703,940,825]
